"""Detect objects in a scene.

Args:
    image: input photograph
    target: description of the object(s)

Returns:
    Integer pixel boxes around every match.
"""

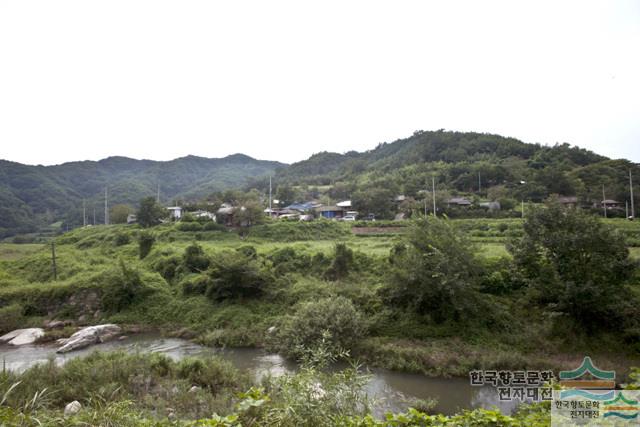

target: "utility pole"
[157,183,161,204]
[93,206,96,225]
[630,170,635,219]
[626,201,629,219]
[424,195,427,216]
[51,242,57,281]
[269,176,272,214]
[602,184,607,218]
[432,176,436,217]
[521,200,524,219]
[104,187,109,225]
[478,172,481,194]
[82,199,86,227]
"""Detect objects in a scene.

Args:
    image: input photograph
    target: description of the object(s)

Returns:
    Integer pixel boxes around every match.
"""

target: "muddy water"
[0,334,523,416]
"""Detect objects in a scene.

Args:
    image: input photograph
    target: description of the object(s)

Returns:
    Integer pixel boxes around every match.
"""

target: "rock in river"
[0,328,45,345]
[56,324,121,353]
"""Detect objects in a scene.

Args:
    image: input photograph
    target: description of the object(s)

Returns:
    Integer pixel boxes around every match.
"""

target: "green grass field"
[0,243,44,261]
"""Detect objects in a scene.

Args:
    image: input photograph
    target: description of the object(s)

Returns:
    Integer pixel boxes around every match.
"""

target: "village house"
[166,206,182,220]
[447,197,472,207]
[558,196,579,207]
[216,203,235,225]
[601,199,622,209]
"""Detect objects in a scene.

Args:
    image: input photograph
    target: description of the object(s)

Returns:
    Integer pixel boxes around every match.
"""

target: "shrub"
[182,243,210,273]
[324,243,354,281]
[176,357,243,392]
[177,222,203,232]
[181,274,211,295]
[152,254,182,281]
[268,296,365,359]
[113,232,131,246]
[236,245,257,260]
[268,247,312,276]
[203,221,226,231]
[138,231,155,259]
[385,217,481,323]
[100,261,149,312]
[205,251,269,301]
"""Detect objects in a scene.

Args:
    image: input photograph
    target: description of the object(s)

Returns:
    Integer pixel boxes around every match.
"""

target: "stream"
[0,333,524,416]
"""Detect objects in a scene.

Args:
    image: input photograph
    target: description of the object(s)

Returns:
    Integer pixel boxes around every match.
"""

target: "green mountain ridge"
[268,130,638,220]
[0,154,285,237]
[1,130,639,237]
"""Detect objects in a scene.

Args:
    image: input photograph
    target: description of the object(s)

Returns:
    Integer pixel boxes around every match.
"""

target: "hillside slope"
[0,154,284,237]
[271,130,638,218]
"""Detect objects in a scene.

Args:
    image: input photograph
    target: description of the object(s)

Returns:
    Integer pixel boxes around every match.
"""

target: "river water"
[0,333,523,416]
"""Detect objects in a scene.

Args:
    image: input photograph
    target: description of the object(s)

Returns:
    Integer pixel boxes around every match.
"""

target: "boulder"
[44,320,66,329]
[56,324,121,353]
[188,386,201,393]
[64,400,82,417]
[267,326,277,334]
[0,328,45,345]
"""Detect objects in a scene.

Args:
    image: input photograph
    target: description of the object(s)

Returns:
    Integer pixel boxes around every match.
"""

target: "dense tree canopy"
[509,201,636,329]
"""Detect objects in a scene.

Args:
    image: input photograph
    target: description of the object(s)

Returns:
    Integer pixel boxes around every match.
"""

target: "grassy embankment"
[1,218,639,379]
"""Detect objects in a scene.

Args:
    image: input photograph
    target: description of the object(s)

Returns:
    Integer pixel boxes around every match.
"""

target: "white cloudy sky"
[1,0,639,166]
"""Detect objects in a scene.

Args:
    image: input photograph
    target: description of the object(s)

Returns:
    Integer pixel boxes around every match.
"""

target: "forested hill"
[2,130,638,238]
[0,154,284,237]
[271,130,638,215]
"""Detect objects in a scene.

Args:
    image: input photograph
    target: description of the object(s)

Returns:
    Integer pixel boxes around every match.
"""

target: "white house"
[166,206,182,220]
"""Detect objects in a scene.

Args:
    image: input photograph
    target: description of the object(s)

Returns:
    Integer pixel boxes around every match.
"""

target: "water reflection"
[0,334,517,416]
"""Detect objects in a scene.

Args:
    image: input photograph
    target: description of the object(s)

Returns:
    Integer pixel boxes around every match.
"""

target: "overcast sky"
[1,1,639,166]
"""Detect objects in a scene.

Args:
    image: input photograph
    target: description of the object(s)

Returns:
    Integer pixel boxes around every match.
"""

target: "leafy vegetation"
[1,199,640,425]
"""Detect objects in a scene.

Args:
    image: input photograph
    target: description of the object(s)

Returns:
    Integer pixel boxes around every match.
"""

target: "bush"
[268,247,312,276]
[205,251,269,301]
[177,222,203,232]
[176,357,243,392]
[268,296,365,359]
[138,231,155,259]
[324,243,354,281]
[152,254,182,281]
[181,274,211,295]
[385,217,482,323]
[182,243,210,273]
[113,232,131,246]
[203,221,226,231]
[236,245,257,260]
[100,261,150,312]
